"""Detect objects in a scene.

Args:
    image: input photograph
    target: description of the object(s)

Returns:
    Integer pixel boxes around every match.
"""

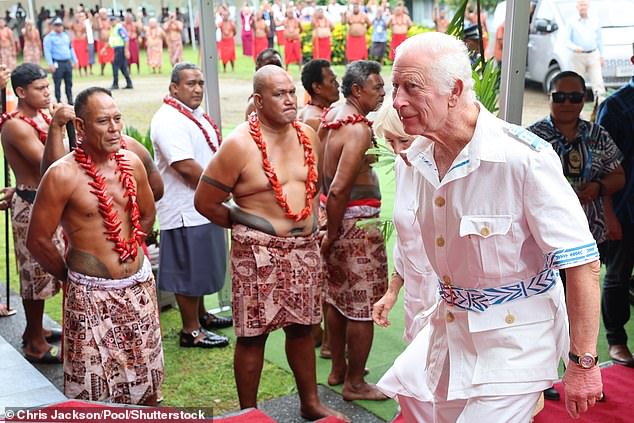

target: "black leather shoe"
[110,85,119,90]
[544,386,560,401]
[180,329,229,349]
[609,344,634,367]
[123,85,133,89]
[200,312,233,330]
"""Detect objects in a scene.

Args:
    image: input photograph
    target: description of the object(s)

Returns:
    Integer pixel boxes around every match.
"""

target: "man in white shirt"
[566,0,605,100]
[151,62,231,349]
[392,32,603,422]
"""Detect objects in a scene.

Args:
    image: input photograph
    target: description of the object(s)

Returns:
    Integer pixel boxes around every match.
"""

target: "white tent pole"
[28,0,35,21]
[188,0,197,52]
[198,0,221,131]
[498,0,530,124]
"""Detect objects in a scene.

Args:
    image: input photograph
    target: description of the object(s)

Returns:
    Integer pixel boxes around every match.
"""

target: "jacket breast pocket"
[459,214,513,277]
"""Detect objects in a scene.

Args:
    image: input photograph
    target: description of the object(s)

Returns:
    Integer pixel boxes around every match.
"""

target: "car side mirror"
[535,19,558,33]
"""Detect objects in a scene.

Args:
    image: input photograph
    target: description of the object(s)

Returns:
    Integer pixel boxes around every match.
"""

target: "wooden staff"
[66,120,76,150]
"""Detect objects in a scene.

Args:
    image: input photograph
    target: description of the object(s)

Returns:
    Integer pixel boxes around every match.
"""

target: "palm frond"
[356,218,396,243]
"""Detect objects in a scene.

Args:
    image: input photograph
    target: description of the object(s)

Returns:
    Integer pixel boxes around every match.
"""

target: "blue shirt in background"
[372,16,388,43]
[43,30,77,66]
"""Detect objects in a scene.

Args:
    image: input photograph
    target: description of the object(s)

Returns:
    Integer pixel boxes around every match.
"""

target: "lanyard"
[556,125,592,182]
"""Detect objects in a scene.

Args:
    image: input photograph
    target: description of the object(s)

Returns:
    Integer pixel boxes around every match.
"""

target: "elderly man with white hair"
[391,32,602,422]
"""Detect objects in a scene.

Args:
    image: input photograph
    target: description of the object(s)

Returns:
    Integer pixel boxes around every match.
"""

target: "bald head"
[252,65,297,124]
[253,65,292,95]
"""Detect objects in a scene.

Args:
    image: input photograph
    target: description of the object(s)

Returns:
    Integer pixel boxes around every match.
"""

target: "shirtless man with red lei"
[27,87,164,404]
[195,65,348,422]
[0,64,63,363]
[320,60,388,401]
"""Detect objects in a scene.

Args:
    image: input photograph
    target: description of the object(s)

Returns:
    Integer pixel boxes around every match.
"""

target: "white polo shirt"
[150,97,220,230]
[405,104,598,399]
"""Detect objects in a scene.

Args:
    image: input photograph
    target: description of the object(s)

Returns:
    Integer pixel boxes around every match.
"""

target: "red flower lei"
[0,110,51,143]
[73,143,146,262]
[320,108,373,130]
[320,106,377,147]
[163,96,222,153]
[248,112,318,222]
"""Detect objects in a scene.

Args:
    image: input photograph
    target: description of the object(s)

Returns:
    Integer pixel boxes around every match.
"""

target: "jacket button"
[505,313,515,324]
[436,236,445,247]
[480,226,491,237]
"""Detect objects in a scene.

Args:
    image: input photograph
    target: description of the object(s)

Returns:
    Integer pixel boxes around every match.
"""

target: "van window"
[534,0,556,23]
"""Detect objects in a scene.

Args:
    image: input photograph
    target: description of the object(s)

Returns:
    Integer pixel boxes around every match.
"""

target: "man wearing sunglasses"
[529,70,625,401]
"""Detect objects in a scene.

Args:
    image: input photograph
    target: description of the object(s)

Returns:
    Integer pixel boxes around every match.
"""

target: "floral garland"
[74,143,146,262]
[248,112,317,222]
[163,96,222,153]
[0,110,51,143]
[320,107,377,147]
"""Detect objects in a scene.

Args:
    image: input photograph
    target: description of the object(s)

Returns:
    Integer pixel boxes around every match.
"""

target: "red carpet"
[534,364,634,423]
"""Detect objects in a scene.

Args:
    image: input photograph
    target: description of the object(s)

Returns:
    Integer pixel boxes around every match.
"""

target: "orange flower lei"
[248,112,318,222]
[74,143,146,262]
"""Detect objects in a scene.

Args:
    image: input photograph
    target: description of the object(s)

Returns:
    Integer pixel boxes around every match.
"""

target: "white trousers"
[397,394,434,423]
[570,49,606,98]
[433,391,542,423]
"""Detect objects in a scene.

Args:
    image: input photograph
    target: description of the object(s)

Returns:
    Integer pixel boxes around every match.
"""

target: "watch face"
[579,354,595,369]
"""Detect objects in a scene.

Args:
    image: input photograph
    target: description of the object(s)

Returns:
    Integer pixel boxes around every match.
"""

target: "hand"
[372,291,397,327]
[562,363,602,418]
[72,62,78,70]
[576,182,600,205]
[124,49,130,59]
[605,207,622,241]
[50,103,75,128]
[0,64,9,90]
[48,65,56,74]
[320,233,334,256]
[0,187,15,210]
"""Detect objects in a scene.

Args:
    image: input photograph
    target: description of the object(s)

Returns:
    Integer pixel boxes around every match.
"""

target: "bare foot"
[327,370,345,386]
[0,304,16,316]
[342,382,388,401]
[300,402,350,422]
[320,345,332,359]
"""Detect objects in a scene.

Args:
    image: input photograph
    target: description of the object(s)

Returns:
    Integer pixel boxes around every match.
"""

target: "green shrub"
[124,125,155,158]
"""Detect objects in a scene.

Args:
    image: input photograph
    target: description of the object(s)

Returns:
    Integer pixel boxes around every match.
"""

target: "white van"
[523,0,634,92]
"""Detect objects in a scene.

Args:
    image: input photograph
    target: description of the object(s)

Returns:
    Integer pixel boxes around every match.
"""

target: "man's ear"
[311,82,320,96]
[253,93,263,110]
[74,116,85,139]
[448,79,464,107]
[351,83,362,98]
[14,86,25,99]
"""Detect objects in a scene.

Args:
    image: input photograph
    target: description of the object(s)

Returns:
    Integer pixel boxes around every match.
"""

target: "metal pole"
[2,88,10,313]
[198,0,230,309]
[498,0,530,124]
[198,0,221,126]
[188,0,197,52]
[112,0,117,15]
[27,0,35,21]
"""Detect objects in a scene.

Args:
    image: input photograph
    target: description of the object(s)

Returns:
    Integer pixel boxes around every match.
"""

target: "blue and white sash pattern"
[438,268,558,312]
[544,242,600,269]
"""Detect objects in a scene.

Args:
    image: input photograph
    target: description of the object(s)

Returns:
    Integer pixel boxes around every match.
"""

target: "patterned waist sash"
[68,256,151,290]
[438,268,558,312]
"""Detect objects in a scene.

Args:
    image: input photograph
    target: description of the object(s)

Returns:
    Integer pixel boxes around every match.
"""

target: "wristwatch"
[569,352,598,369]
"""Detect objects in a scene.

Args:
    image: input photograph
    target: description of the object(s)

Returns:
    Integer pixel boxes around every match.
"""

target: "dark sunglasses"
[551,91,585,104]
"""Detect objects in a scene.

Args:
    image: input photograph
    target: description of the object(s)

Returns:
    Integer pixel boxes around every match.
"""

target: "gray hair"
[395,32,475,99]
[170,62,201,84]
[341,60,382,98]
